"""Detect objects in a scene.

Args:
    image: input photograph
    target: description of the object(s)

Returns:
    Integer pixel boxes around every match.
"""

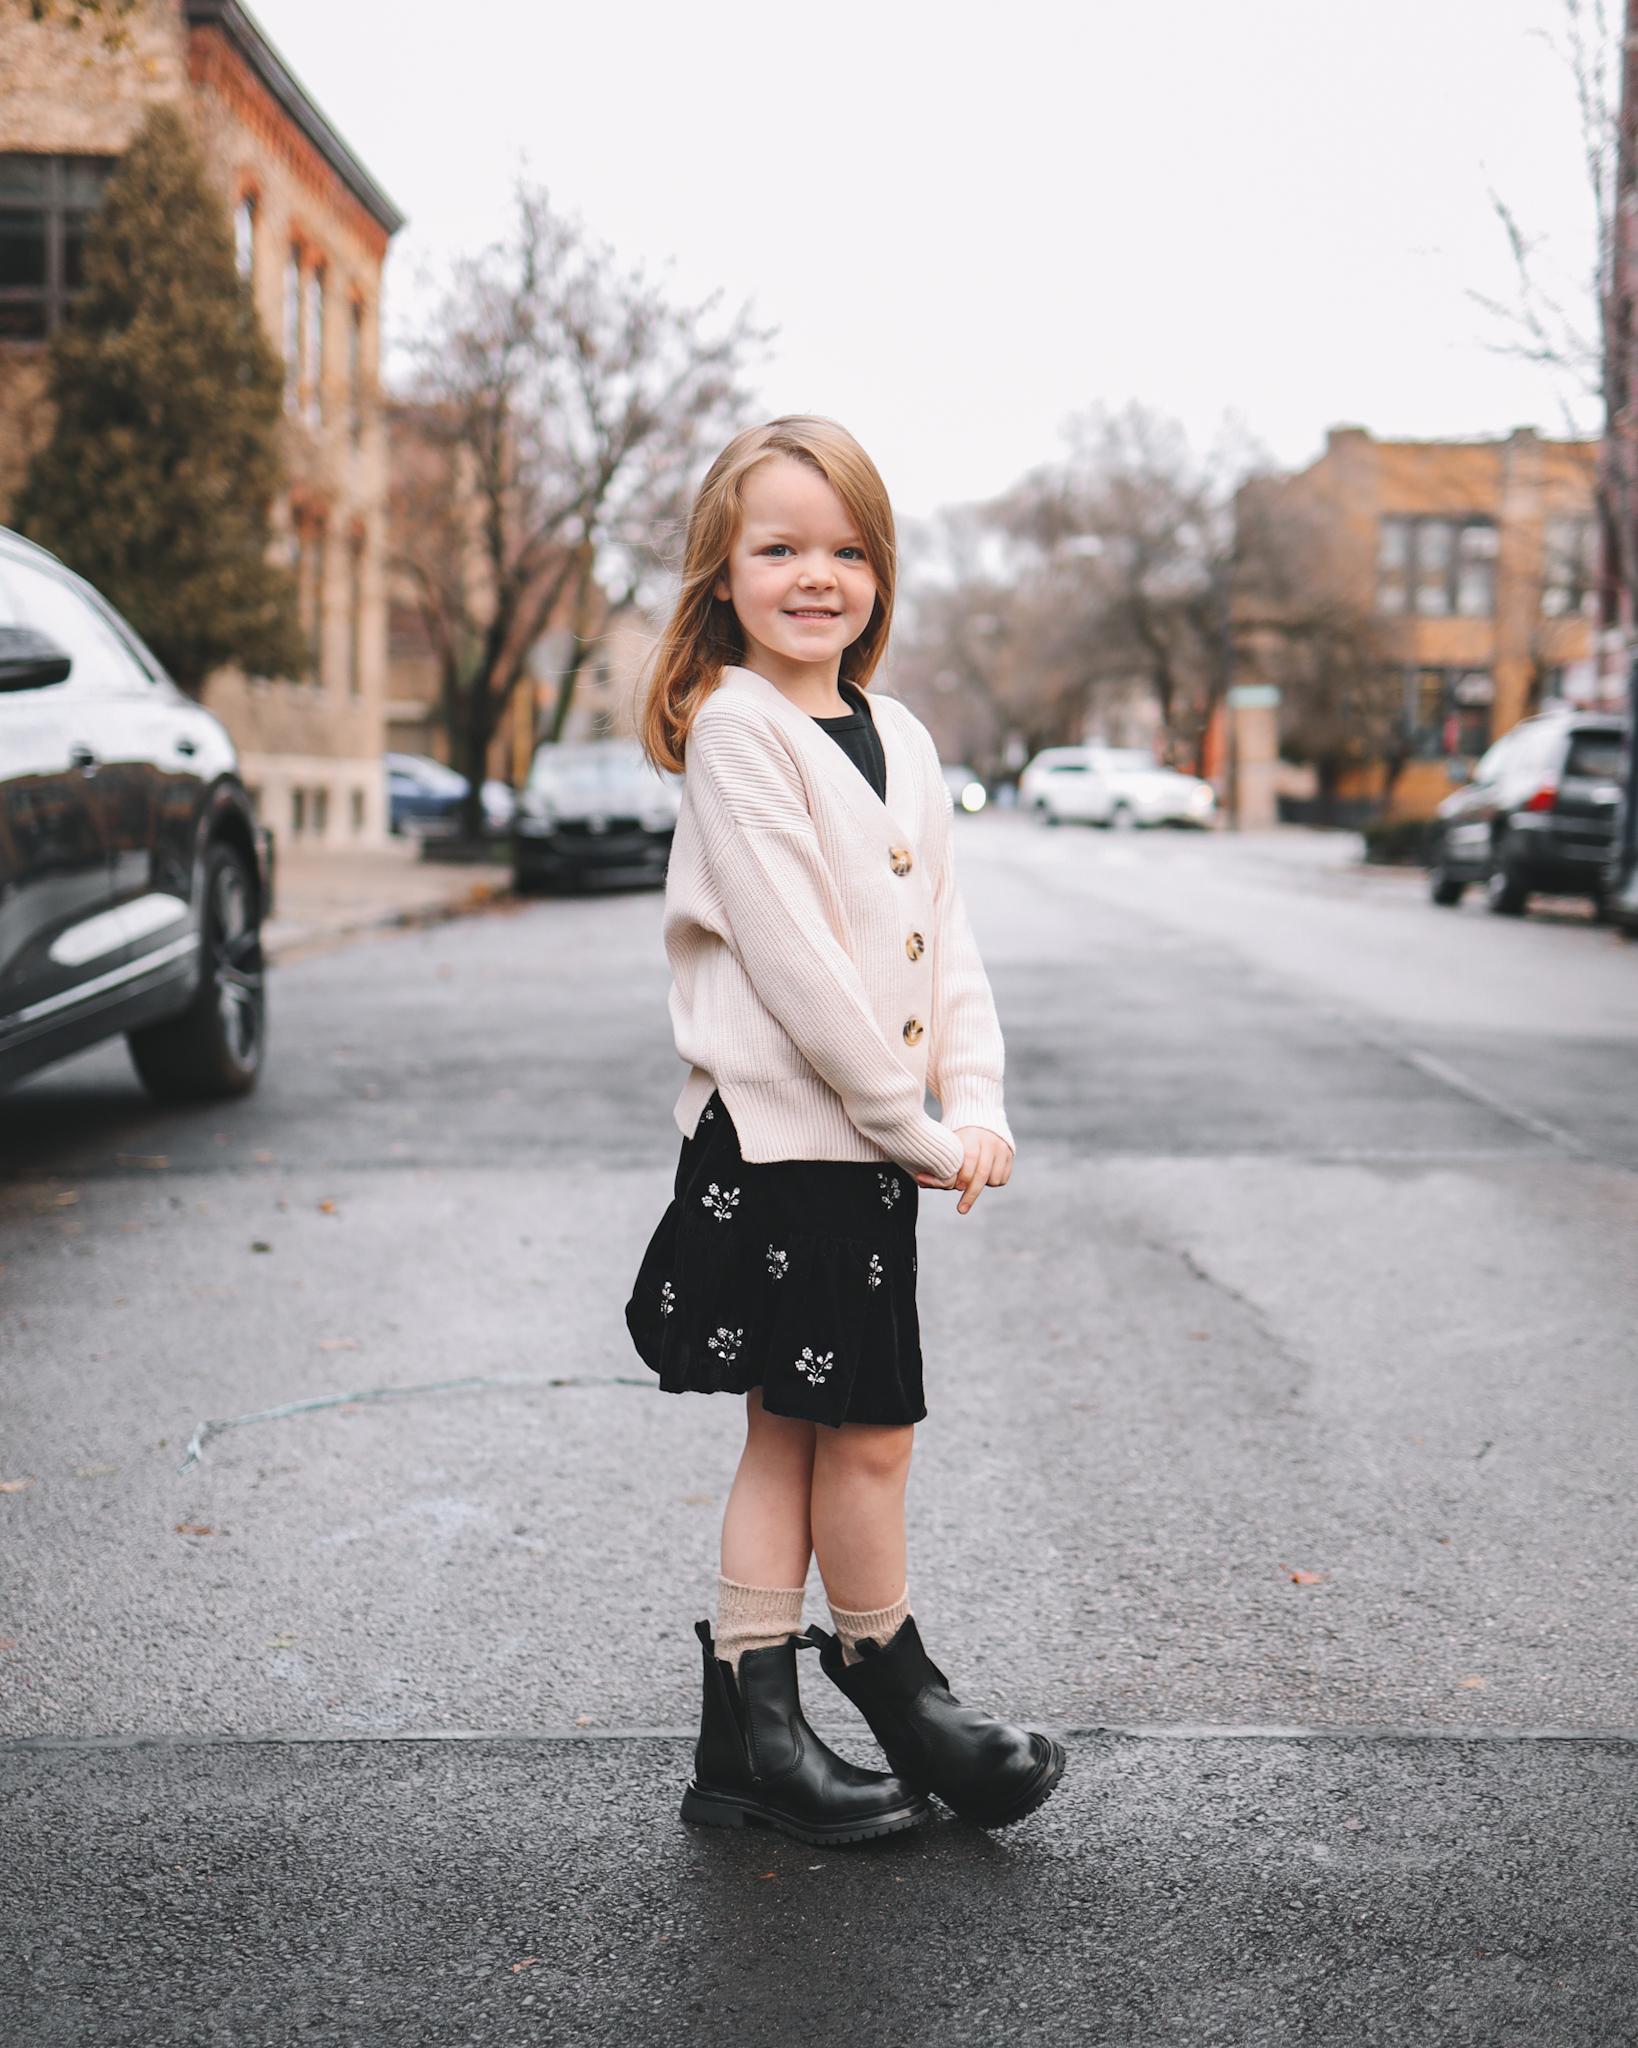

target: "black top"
[810,679,887,801]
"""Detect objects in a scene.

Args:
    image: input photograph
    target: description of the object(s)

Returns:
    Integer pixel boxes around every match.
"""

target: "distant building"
[1232,425,1601,823]
[0,0,403,847]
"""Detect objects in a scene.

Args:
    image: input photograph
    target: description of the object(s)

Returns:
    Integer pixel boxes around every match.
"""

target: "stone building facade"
[1234,425,1599,822]
[0,0,402,847]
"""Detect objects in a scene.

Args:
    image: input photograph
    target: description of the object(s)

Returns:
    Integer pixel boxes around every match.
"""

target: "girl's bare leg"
[809,1419,915,1611]
[719,1386,817,1586]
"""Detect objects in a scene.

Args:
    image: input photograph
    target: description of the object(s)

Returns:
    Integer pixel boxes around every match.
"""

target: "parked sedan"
[386,752,514,838]
[1037,745,1216,829]
[1427,710,1627,916]
[0,527,272,1099]
[512,740,682,890]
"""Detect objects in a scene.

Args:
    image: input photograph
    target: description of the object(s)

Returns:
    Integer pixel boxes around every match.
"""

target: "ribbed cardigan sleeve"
[923,749,1016,1154]
[685,704,967,1183]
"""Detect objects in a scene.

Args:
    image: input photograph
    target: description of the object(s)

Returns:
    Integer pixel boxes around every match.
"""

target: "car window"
[1564,732,1625,780]
[1046,760,1089,775]
[0,553,155,695]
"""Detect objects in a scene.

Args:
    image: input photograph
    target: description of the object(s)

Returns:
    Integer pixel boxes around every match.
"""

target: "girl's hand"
[915,1128,1014,1214]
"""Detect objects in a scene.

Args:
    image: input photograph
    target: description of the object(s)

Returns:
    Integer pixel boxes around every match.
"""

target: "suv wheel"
[1428,841,1465,906]
[1107,802,1135,831]
[128,841,266,1100]
[1484,837,1530,918]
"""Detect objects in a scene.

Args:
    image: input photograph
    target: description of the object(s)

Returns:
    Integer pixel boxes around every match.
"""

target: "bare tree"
[392,186,762,837]
[1233,474,1405,819]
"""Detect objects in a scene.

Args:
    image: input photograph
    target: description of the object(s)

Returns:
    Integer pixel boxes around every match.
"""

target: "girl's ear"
[712,570,731,602]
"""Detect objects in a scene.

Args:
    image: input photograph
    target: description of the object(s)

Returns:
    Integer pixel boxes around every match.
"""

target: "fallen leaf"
[0,1477,36,1494]
[1342,1817,1364,1831]
[71,1463,119,1479]
[757,1871,777,1881]
[115,1154,169,1169]
[250,1241,273,1254]
[681,1492,715,1506]
[511,1959,540,1974]
[174,1522,214,1536]
[0,1637,17,1651]
[1457,1675,1487,1691]
[573,1714,593,1726]
[269,1632,298,1648]
[1188,1331,1210,1340]
[318,1200,338,1215]
[1287,1569,1326,1586]
[52,1189,79,1207]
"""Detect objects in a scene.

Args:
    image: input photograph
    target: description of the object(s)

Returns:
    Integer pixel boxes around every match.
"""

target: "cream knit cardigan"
[663,664,1014,1182]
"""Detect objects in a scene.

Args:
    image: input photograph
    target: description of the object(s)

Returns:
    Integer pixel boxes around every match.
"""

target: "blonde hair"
[640,415,897,773]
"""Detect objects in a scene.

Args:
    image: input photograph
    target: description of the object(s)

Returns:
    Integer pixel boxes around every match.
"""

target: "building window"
[347,532,365,697]
[1542,516,1595,617]
[351,787,366,833]
[1377,517,1497,618]
[0,154,116,340]
[283,246,302,413]
[305,266,325,426]
[1406,667,1494,760]
[291,787,307,836]
[348,298,364,444]
[312,786,329,836]
[234,191,256,283]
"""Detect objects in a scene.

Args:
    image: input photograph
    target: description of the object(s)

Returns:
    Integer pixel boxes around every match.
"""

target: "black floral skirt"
[624,1090,925,1428]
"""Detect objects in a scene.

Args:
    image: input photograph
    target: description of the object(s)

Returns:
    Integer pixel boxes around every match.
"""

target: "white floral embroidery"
[877,1170,902,1209]
[700,1103,715,1121]
[701,1181,740,1221]
[795,1346,835,1387]
[866,1253,883,1290]
[659,1280,676,1316]
[767,1245,789,1280]
[708,1326,743,1363]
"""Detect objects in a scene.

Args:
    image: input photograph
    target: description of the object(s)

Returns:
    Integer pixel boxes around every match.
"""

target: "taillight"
[1522,785,1558,813]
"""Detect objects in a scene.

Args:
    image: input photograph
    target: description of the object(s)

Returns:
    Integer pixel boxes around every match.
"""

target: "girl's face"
[713,455,879,689]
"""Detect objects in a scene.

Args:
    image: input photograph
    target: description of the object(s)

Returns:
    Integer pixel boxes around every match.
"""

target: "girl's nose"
[798,554,837,586]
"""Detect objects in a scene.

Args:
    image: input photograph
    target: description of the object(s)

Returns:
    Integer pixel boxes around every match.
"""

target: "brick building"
[0,0,402,846]
[1233,425,1600,822]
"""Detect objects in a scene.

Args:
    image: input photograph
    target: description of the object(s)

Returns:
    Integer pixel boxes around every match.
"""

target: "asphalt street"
[3,815,1636,2045]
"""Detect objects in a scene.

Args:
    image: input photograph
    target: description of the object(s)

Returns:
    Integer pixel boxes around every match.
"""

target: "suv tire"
[1484,837,1530,918]
[128,840,266,1101]
[1428,841,1465,906]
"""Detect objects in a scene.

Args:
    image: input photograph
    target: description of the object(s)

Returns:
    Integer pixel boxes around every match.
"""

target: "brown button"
[906,931,925,962]
[902,1017,924,1046]
[889,844,913,876]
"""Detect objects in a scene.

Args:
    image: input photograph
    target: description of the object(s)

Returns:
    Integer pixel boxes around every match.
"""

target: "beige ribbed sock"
[828,1586,912,1666]
[714,1574,805,1672]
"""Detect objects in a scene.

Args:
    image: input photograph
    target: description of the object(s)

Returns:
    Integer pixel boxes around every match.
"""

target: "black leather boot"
[679,1619,932,1846]
[806,1614,1066,1829]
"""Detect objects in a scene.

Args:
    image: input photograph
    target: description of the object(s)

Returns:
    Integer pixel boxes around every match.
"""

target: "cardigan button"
[888,844,913,876]
[902,1017,924,1046]
[906,931,925,962]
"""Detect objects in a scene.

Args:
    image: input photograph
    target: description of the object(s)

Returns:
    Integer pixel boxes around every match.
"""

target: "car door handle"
[174,735,198,756]
[68,742,98,770]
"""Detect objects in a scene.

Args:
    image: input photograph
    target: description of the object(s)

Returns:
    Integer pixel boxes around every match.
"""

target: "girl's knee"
[818,1419,915,1483]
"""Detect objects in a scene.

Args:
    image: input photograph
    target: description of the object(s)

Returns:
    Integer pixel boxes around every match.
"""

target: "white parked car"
[1029,745,1216,830]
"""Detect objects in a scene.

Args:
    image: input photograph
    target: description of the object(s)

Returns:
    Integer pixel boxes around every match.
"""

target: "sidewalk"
[262,839,513,962]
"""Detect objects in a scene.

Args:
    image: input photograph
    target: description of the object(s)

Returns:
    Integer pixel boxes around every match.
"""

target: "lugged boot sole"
[889,1736,1069,1830]
[679,1780,932,1846]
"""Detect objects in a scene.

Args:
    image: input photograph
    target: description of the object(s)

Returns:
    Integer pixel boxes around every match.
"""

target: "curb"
[264,875,514,965]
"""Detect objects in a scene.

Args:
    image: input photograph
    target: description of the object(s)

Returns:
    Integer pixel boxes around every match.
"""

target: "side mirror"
[0,625,73,693]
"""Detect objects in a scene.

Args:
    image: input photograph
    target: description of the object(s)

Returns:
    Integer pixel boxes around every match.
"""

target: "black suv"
[1426,710,1628,917]
[0,528,272,1098]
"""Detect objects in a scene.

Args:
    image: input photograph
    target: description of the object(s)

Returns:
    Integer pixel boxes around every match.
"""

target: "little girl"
[626,416,1064,1844]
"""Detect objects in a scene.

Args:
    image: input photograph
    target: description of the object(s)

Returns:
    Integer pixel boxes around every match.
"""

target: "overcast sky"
[261,0,1602,520]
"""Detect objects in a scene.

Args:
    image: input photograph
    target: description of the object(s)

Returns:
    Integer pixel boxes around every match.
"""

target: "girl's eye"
[837,547,865,561]
[760,544,792,557]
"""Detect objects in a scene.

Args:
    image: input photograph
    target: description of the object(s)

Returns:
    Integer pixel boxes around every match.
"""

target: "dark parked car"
[0,528,272,1099]
[1426,709,1628,917]
[512,740,681,891]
